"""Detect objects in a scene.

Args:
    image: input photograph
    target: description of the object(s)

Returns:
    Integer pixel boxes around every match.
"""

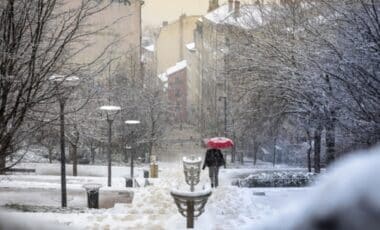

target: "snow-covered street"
[0,162,312,229]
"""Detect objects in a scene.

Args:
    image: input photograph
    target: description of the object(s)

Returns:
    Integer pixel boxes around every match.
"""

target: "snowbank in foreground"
[0,211,69,230]
[254,145,380,230]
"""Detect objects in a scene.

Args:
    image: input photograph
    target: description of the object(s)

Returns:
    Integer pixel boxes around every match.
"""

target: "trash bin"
[83,183,102,209]
[125,177,133,187]
[150,163,158,178]
[143,170,149,178]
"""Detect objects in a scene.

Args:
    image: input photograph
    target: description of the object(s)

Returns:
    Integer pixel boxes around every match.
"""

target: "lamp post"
[99,105,121,187]
[49,74,79,208]
[219,96,227,137]
[125,145,132,162]
[125,120,140,183]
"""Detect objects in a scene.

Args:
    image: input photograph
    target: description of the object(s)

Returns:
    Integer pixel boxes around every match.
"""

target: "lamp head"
[125,120,140,125]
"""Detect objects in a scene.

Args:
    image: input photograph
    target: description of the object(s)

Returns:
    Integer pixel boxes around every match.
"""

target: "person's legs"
[208,167,215,187]
[215,166,219,187]
[209,166,219,188]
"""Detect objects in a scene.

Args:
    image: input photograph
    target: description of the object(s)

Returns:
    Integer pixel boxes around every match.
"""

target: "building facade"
[67,0,142,83]
[155,15,200,75]
[184,42,201,125]
[192,0,264,137]
[166,61,188,123]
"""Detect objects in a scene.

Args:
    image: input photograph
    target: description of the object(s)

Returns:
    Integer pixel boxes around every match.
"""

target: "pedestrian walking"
[202,148,226,188]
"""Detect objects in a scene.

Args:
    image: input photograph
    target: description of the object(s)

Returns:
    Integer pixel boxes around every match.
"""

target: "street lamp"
[99,105,121,187]
[125,120,140,184]
[49,74,80,208]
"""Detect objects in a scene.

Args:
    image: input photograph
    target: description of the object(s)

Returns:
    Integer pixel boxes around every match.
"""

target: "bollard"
[150,163,158,178]
[83,183,102,209]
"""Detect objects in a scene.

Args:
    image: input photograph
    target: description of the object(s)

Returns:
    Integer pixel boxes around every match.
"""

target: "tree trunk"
[325,113,336,165]
[231,149,236,163]
[148,141,154,164]
[273,137,277,167]
[324,74,336,165]
[253,140,259,165]
[231,135,235,164]
[306,130,312,172]
[307,145,312,173]
[0,156,5,174]
[90,144,96,164]
[314,126,322,173]
[69,144,73,163]
[238,144,243,165]
[48,147,53,164]
[71,142,78,176]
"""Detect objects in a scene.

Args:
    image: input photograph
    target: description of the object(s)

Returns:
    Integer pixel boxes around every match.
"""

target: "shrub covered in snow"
[233,171,317,187]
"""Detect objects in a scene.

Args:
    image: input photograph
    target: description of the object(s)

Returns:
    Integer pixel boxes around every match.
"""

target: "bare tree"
[223,0,379,170]
[0,0,111,172]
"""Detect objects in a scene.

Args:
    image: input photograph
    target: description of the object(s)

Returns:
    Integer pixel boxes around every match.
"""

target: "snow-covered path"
[0,162,312,229]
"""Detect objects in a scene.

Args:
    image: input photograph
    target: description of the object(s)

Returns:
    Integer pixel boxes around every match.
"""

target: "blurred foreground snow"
[255,145,380,230]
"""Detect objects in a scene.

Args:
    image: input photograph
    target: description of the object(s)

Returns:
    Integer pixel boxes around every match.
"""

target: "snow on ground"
[0,160,313,229]
[2,143,380,229]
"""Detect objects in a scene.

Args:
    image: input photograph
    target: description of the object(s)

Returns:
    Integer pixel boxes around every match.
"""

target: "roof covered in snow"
[204,4,264,29]
[166,60,187,76]
[157,73,168,83]
[143,44,155,52]
[157,60,187,89]
[186,42,195,51]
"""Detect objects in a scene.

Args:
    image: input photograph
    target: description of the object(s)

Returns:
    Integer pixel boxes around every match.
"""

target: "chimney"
[208,0,219,12]
[228,0,233,12]
[234,1,240,16]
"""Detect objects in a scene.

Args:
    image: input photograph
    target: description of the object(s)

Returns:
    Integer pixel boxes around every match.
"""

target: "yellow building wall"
[142,0,269,27]
[65,0,141,79]
[156,15,199,74]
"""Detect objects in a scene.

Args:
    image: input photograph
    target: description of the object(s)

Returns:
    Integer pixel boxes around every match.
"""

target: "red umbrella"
[206,137,234,149]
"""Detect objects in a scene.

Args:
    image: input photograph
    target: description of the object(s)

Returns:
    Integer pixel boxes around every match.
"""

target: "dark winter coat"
[202,148,226,169]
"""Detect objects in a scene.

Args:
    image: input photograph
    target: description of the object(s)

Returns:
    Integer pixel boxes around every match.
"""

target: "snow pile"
[0,211,70,230]
[254,145,380,230]
[234,171,316,187]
